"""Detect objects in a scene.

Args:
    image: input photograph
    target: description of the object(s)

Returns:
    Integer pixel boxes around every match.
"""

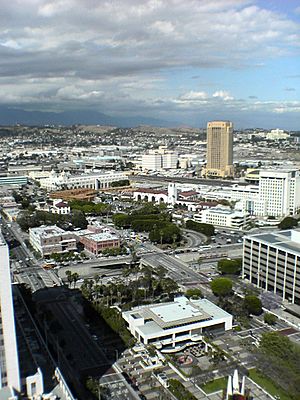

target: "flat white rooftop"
[124,296,231,333]
[86,232,119,242]
[149,297,206,325]
[245,229,300,255]
[30,225,67,237]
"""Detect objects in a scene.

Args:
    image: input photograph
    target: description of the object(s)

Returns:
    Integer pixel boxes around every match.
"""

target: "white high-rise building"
[162,152,178,169]
[0,230,20,392]
[255,169,300,217]
[141,153,162,171]
[141,148,178,171]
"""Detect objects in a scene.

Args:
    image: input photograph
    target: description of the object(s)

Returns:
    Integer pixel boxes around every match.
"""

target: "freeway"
[131,174,248,187]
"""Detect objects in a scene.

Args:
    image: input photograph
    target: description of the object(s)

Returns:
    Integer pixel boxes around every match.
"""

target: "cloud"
[0,0,298,125]
[248,95,258,99]
[213,91,234,101]
[284,87,296,91]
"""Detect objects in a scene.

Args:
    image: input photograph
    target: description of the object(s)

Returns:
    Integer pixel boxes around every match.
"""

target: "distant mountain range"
[0,106,177,127]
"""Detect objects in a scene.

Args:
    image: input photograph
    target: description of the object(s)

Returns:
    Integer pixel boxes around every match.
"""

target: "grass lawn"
[248,369,291,400]
[201,377,227,394]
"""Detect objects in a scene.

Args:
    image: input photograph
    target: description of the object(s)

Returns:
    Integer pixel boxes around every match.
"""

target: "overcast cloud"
[0,0,299,128]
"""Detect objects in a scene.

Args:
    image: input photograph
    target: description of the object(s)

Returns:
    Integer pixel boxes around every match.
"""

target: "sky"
[0,0,299,129]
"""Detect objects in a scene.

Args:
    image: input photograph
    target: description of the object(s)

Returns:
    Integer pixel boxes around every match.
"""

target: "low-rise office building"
[242,229,300,304]
[0,175,28,187]
[29,225,77,257]
[80,232,120,255]
[122,296,232,353]
[39,170,128,191]
[196,205,250,229]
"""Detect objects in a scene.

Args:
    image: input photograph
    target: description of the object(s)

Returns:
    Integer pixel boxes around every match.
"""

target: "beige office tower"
[205,121,234,178]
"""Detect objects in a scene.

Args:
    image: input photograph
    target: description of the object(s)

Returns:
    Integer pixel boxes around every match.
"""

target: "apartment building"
[242,229,300,304]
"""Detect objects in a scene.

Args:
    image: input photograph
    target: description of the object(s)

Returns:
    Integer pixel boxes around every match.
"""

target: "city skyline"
[0,0,299,129]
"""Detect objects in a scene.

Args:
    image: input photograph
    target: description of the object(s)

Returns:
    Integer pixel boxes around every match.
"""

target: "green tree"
[186,220,215,236]
[244,295,262,315]
[185,288,202,299]
[278,216,298,230]
[65,270,73,287]
[72,272,80,288]
[210,277,232,297]
[71,210,88,229]
[217,258,242,275]
[112,213,131,228]
[260,331,294,360]
[264,313,277,325]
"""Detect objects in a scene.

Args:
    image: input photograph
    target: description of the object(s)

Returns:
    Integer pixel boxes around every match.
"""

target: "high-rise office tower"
[0,230,20,392]
[255,169,300,217]
[205,121,234,178]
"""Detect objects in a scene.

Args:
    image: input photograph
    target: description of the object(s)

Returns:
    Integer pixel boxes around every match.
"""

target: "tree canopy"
[264,313,277,325]
[185,288,203,299]
[243,295,262,315]
[217,258,242,275]
[278,216,298,230]
[112,205,181,245]
[210,277,232,297]
[257,332,300,399]
[186,220,215,236]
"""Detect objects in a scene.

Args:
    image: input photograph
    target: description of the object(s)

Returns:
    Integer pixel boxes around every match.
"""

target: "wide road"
[1,219,60,291]
[58,265,124,281]
[180,228,206,249]
[141,252,209,285]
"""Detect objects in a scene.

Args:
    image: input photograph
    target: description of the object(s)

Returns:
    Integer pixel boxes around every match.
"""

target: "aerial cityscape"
[0,1,300,400]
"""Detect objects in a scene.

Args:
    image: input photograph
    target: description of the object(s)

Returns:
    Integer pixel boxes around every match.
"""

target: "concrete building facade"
[0,230,20,392]
[122,296,232,353]
[141,148,178,171]
[196,205,250,229]
[205,121,234,178]
[39,170,128,191]
[255,169,300,217]
[242,229,300,304]
[80,232,120,255]
[29,226,77,257]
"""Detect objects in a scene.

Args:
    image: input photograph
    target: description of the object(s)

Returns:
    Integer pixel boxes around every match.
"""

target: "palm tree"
[72,272,79,288]
[65,270,73,288]
[172,233,177,249]
[159,229,164,246]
